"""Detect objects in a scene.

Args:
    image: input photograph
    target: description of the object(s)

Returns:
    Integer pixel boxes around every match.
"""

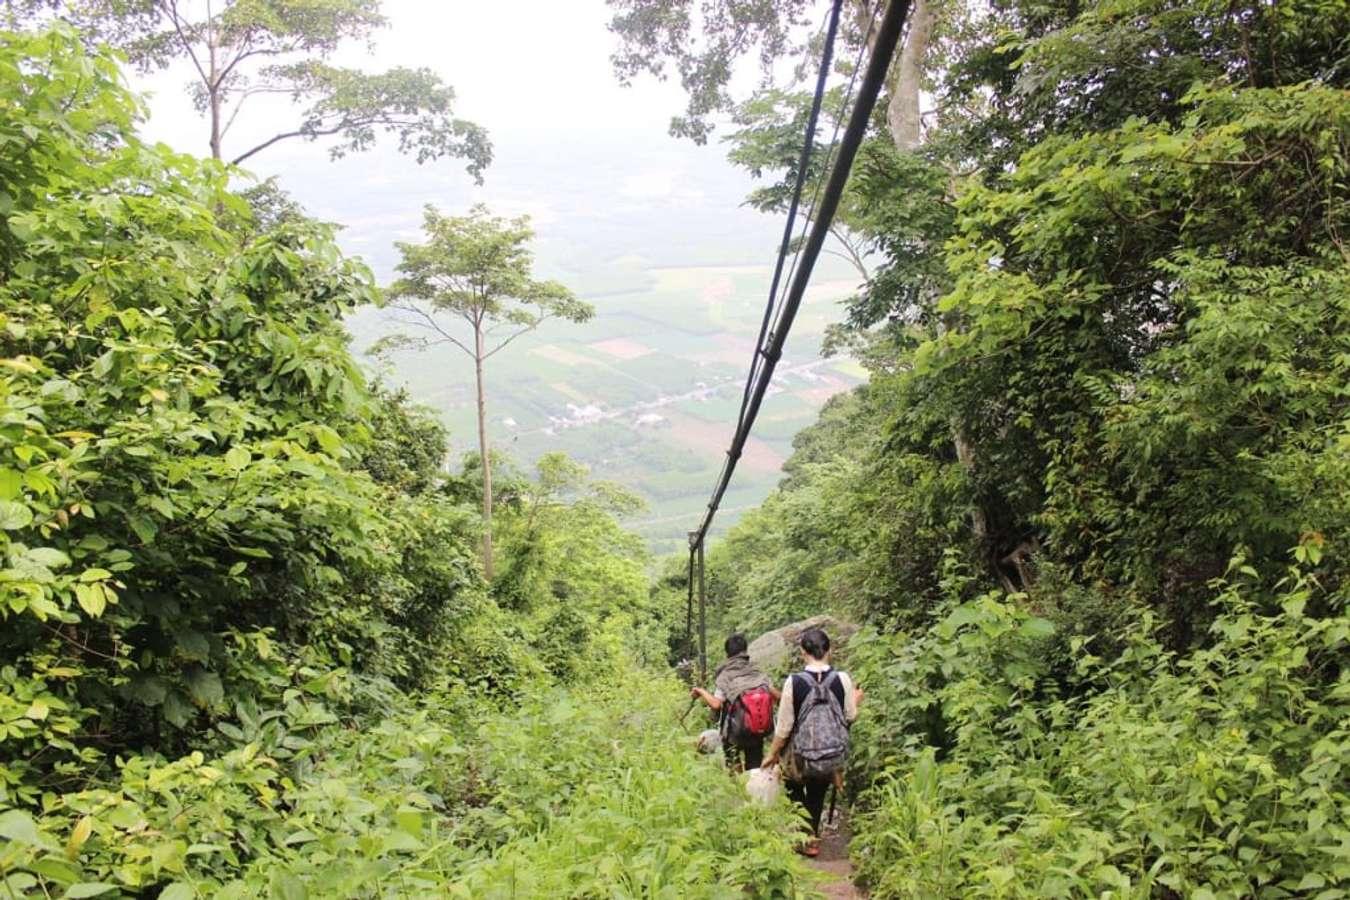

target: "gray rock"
[747,615,860,676]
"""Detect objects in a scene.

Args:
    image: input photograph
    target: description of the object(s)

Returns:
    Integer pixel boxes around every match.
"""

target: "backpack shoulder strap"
[788,671,813,739]
[791,669,834,720]
[824,671,846,709]
[790,672,808,714]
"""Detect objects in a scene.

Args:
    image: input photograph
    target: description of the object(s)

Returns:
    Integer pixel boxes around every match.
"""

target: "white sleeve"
[773,676,795,740]
[840,672,858,723]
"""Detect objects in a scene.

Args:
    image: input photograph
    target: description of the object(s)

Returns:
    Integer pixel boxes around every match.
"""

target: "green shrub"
[451,676,811,898]
[849,559,1349,897]
[0,675,814,898]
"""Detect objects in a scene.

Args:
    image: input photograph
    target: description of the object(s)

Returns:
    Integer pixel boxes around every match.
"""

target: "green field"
[348,260,862,551]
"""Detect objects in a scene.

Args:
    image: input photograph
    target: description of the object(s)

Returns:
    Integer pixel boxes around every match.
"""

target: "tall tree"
[384,205,594,581]
[10,0,490,174]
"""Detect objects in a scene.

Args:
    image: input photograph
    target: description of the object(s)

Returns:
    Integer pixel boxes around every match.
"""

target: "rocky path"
[809,809,865,899]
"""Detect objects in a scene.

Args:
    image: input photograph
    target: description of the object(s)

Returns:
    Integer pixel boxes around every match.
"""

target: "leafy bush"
[697,7,1350,893]
[0,676,813,898]
[0,24,480,762]
[848,559,1349,897]
[451,677,812,898]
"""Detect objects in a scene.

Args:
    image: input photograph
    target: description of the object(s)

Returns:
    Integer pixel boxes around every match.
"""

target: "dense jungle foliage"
[0,27,812,897]
[687,0,1350,895]
[4,0,1349,896]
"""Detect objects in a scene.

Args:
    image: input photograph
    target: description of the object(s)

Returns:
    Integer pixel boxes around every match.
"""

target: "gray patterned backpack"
[789,670,849,779]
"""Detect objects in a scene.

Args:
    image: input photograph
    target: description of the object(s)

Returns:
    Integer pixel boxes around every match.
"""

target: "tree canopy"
[387,205,592,354]
[699,0,1349,893]
[9,0,491,172]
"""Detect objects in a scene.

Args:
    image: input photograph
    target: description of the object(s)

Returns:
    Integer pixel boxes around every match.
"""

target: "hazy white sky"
[138,0,702,149]
[131,0,795,285]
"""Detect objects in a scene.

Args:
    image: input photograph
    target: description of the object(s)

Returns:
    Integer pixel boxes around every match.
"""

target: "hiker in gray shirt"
[691,633,781,771]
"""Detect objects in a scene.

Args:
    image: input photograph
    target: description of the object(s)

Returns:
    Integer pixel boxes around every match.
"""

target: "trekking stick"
[678,697,699,731]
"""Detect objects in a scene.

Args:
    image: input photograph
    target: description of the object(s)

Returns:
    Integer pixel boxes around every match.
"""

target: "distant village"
[510,359,843,437]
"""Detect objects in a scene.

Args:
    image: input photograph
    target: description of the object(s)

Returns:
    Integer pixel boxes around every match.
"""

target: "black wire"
[739,0,878,433]
[737,0,845,425]
[692,0,911,552]
[767,3,878,361]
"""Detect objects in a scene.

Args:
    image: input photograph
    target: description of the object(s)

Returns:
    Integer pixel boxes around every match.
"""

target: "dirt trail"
[809,809,865,899]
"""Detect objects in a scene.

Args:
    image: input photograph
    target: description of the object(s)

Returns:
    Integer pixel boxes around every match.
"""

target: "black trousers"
[786,777,831,835]
[724,738,764,772]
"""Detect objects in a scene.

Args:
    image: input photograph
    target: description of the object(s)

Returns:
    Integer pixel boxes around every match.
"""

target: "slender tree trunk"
[210,91,223,160]
[207,30,223,160]
[888,0,931,150]
[885,0,993,554]
[853,0,881,51]
[473,323,495,581]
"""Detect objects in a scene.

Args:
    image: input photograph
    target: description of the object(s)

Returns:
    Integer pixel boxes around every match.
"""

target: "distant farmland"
[349,259,863,555]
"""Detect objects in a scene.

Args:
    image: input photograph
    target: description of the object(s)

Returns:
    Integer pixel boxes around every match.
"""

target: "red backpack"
[737,686,774,737]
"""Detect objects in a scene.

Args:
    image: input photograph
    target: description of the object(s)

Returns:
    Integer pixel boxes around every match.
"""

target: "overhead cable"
[691,0,912,553]
[738,0,847,424]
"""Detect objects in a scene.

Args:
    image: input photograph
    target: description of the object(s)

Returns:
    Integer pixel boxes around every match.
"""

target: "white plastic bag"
[745,766,782,806]
[695,728,722,755]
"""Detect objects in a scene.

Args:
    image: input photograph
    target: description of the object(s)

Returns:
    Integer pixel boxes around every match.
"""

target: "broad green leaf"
[269,872,308,900]
[65,884,118,898]
[0,468,21,500]
[30,858,79,886]
[2,875,38,894]
[1018,617,1056,639]
[74,582,106,617]
[0,809,44,847]
[127,676,168,706]
[146,495,175,519]
[128,514,158,543]
[0,500,34,530]
[187,669,225,708]
[163,691,194,727]
[177,630,211,662]
[0,355,37,373]
[940,604,979,631]
[224,446,251,472]
[27,547,71,568]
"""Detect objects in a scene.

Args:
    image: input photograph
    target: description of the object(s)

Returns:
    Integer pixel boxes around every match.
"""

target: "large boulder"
[747,615,859,675]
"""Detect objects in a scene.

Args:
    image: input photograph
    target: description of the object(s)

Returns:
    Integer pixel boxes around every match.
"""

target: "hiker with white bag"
[690,633,780,772]
[762,627,863,857]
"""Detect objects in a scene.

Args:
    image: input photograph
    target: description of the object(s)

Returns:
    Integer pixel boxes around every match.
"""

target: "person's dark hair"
[800,628,830,660]
[725,633,748,657]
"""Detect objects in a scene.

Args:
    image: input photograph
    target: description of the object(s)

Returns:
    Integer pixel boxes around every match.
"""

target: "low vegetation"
[1,674,809,896]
